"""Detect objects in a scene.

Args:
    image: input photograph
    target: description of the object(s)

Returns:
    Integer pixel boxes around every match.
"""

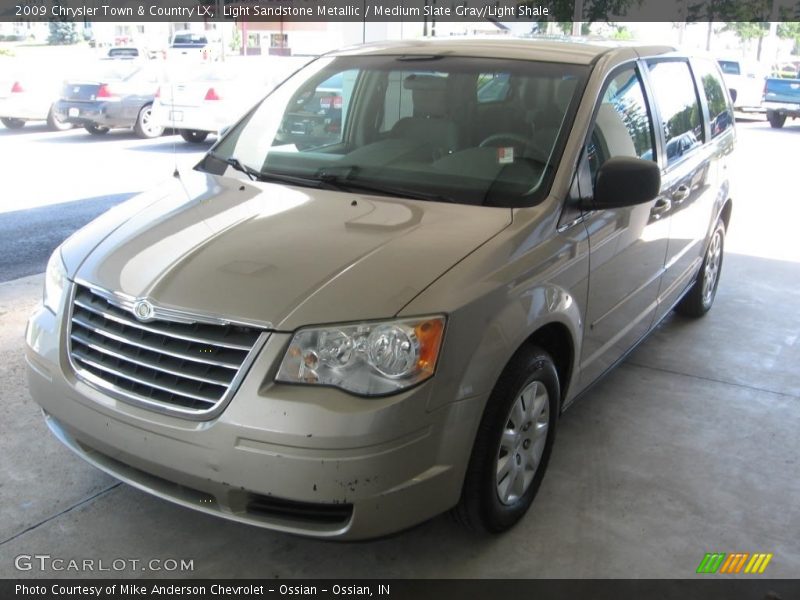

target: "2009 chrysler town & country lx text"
[26,40,734,539]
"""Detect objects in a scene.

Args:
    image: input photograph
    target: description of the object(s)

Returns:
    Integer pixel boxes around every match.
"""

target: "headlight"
[276,316,446,396]
[43,249,67,314]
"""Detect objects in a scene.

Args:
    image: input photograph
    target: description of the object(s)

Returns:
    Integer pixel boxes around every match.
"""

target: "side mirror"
[583,156,661,210]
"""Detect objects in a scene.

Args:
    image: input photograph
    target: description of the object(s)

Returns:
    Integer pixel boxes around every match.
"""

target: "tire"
[84,124,110,135]
[1,117,25,129]
[133,104,163,139]
[453,345,559,533]
[675,221,725,318]
[767,111,786,129]
[46,105,72,131]
[179,129,209,143]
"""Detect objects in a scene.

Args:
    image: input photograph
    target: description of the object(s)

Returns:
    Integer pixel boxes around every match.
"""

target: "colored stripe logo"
[697,552,773,574]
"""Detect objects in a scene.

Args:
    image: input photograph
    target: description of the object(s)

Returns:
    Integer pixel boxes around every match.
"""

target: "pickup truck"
[166,30,217,62]
[763,75,800,128]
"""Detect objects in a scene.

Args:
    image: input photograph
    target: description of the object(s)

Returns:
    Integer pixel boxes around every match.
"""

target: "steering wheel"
[479,133,530,149]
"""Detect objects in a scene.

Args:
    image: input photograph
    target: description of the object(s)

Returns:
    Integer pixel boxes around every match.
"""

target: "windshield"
[207,55,587,207]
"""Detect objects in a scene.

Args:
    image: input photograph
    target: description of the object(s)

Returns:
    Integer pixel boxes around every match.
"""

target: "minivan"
[27,40,735,539]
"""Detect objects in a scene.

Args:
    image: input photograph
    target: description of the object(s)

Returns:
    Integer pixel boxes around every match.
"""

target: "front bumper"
[53,100,134,129]
[25,298,483,539]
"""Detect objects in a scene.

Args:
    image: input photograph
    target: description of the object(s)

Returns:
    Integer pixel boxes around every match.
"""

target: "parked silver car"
[26,40,735,539]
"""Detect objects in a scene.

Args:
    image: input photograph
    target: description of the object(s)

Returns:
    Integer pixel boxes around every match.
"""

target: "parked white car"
[717,57,767,112]
[151,56,310,143]
[0,60,72,130]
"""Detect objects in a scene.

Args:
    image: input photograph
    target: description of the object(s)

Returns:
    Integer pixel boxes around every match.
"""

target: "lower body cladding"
[25,304,485,540]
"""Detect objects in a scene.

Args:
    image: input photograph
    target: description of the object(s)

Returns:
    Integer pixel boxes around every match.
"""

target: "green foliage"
[517,0,639,27]
[610,25,634,40]
[777,22,800,54]
[230,27,241,53]
[688,0,772,21]
[48,22,79,45]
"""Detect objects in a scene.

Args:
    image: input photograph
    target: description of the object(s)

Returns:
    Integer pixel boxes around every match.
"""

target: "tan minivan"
[26,40,735,539]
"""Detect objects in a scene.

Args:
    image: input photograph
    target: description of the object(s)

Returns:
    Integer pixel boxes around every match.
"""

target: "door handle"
[672,185,690,203]
[651,197,672,217]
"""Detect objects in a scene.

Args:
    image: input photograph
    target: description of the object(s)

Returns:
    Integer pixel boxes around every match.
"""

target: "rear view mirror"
[584,156,661,210]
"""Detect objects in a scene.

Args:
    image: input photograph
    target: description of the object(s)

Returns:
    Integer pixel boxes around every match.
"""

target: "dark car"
[278,73,344,148]
[54,60,167,138]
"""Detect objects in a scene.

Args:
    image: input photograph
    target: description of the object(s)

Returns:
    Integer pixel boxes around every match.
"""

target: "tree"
[518,0,638,32]
[48,22,79,45]
[777,22,800,54]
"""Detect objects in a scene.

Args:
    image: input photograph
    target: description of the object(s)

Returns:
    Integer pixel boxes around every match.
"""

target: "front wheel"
[767,111,786,129]
[134,104,163,139]
[1,117,25,129]
[84,124,110,135]
[179,129,209,143]
[676,221,725,318]
[453,345,559,533]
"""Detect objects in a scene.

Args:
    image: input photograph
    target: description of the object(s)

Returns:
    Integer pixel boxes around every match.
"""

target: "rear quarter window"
[694,59,734,140]
[646,60,704,166]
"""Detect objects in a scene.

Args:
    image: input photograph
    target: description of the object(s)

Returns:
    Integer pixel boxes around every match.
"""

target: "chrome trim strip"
[71,314,242,370]
[70,332,232,387]
[73,277,274,330]
[73,353,218,405]
[74,297,253,351]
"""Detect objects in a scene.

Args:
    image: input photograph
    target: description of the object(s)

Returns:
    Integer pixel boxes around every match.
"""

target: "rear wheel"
[767,111,786,129]
[179,129,209,143]
[1,117,25,129]
[133,104,163,139]
[84,124,110,135]
[676,221,725,318]
[453,345,559,533]
[46,105,72,131]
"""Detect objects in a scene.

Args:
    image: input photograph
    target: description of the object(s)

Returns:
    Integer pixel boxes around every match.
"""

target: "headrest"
[403,74,448,92]
[405,74,448,118]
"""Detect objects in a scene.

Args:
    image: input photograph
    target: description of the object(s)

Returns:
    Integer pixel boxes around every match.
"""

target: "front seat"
[390,74,461,160]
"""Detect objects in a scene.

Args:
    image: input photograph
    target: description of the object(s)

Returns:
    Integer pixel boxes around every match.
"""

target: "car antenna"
[169,70,179,179]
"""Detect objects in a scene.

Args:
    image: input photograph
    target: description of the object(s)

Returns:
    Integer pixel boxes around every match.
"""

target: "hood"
[69,170,512,330]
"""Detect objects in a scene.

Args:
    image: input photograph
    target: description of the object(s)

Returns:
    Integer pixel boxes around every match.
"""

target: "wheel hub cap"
[495,380,550,506]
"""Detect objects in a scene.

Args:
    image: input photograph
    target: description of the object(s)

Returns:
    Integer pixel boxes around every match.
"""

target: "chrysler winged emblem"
[132,299,155,322]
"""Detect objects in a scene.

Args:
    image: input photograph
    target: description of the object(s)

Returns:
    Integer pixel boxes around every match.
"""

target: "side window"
[586,67,655,182]
[717,60,740,76]
[477,73,511,103]
[694,59,734,140]
[646,60,704,166]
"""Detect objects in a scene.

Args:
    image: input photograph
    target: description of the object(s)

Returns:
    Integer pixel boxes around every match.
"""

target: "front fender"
[399,200,589,415]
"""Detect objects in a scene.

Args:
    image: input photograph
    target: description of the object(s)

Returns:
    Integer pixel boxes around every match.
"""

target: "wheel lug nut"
[523,439,531,450]
[515,454,521,465]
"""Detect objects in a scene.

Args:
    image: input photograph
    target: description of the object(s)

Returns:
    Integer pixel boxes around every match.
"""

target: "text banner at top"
[3,0,800,23]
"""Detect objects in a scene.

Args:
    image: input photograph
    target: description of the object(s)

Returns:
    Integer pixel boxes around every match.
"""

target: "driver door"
[578,64,671,386]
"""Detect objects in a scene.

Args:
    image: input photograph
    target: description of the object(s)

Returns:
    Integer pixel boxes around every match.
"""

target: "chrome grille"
[68,284,265,416]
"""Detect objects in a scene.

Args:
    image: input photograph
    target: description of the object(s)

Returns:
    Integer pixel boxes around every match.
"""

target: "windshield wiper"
[316,166,456,204]
[224,157,259,181]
